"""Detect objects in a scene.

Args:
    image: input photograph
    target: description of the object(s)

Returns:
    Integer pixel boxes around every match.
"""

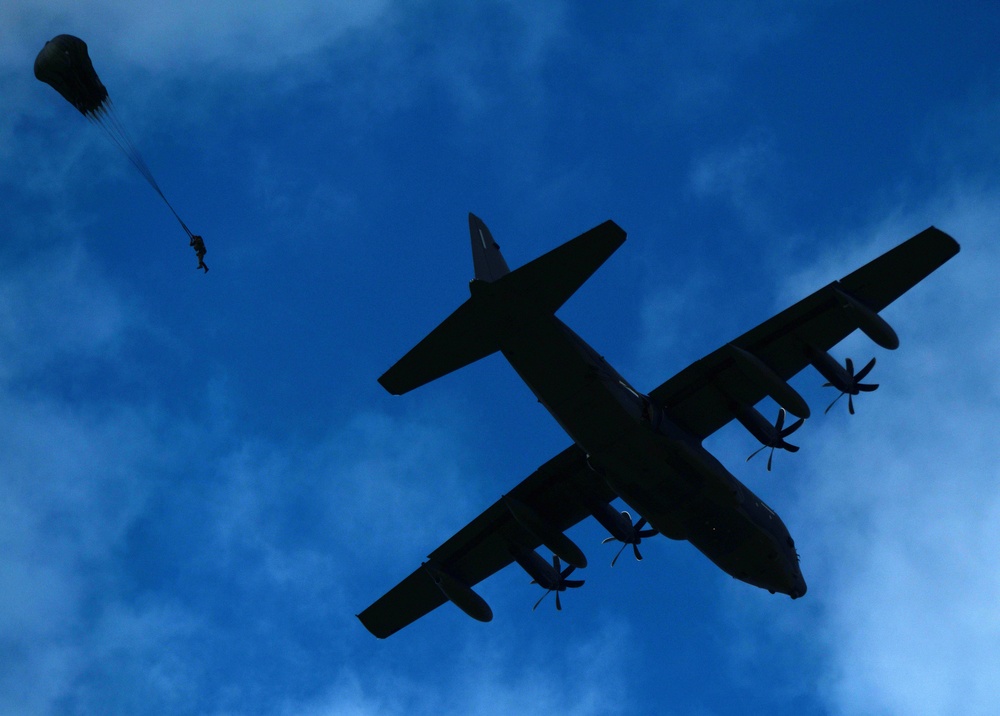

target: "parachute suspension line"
[87,99,194,239]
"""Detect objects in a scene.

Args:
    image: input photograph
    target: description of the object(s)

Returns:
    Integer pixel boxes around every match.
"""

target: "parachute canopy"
[34,34,109,116]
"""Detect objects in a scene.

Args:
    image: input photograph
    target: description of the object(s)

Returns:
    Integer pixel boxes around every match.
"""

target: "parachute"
[35,35,201,258]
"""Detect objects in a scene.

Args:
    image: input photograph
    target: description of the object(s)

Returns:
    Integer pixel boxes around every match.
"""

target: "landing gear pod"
[833,285,899,350]
[423,562,493,623]
[502,494,587,569]
[727,345,811,419]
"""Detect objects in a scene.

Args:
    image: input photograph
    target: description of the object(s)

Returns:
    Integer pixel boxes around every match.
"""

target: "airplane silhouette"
[358,214,959,638]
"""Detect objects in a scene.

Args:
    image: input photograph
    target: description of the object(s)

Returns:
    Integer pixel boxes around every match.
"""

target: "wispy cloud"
[688,133,781,225]
[1,1,392,70]
[0,243,135,378]
[778,186,1000,716]
[282,620,631,716]
[0,237,493,713]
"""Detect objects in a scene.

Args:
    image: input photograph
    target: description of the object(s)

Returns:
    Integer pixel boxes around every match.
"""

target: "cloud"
[0,243,136,379]
[689,133,781,223]
[1,0,392,71]
[282,621,631,716]
[0,376,177,715]
[0,231,493,713]
[782,185,1000,716]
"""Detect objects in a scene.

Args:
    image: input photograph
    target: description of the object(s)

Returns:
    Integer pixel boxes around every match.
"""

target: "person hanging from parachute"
[34,35,210,274]
[190,234,208,272]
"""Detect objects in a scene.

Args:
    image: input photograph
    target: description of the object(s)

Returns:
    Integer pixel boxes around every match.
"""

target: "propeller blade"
[633,543,643,561]
[638,529,658,538]
[611,541,629,567]
[784,443,800,453]
[848,393,855,415]
[602,536,616,544]
[846,357,855,376]
[560,564,577,579]
[635,517,648,531]
[746,444,768,462]
[533,590,551,611]
[766,448,775,472]
[775,408,786,432]
[563,579,585,588]
[555,591,562,611]
[855,357,877,381]
[782,417,805,437]
[825,391,846,414]
[858,383,879,392]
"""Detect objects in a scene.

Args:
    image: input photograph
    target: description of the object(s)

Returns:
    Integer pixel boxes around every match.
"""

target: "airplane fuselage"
[486,292,806,598]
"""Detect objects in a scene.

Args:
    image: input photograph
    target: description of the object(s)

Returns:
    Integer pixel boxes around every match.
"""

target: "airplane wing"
[357,444,616,638]
[647,226,960,440]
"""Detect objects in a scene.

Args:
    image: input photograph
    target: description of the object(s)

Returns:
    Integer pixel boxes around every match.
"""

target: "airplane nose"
[791,574,807,599]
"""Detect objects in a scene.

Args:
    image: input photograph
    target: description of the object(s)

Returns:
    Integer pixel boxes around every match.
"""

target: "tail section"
[378,214,626,395]
[470,213,510,282]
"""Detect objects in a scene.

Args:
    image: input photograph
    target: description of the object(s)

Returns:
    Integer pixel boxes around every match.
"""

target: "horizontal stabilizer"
[378,297,499,395]
[492,220,625,315]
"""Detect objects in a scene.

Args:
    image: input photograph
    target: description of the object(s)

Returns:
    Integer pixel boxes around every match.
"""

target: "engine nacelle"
[727,344,811,419]
[833,285,899,350]
[732,401,777,446]
[423,561,493,623]
[804,343,847,387]
[588,500,633,542]
[502,494,588,568]
[508,544,558,586]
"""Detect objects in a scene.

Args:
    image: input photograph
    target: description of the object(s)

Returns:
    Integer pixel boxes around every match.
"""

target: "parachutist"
[190,234,208,272]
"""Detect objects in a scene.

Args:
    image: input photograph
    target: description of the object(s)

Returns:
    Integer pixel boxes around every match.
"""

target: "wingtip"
[924,225,961,254]
[377,373,404,396]
[357,612,389,639]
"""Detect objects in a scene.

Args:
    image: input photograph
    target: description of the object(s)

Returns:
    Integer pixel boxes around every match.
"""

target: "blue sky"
[2,2,999,714]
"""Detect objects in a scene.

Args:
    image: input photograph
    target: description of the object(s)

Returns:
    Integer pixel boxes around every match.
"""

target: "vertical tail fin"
[470,213,510,282]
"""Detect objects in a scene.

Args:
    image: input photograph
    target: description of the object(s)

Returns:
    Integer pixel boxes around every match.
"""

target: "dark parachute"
[35,35,204,267]
[33,35,109,115]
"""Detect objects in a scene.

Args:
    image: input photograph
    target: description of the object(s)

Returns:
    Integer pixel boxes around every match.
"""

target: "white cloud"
[0,243,136,379]
[283,621,631,716]
[689,133,781,223]
[207,406,487,592]
[783,186,1000,716]
[0,240,205,715]
[2,1,392,71]
[0,383,176,715]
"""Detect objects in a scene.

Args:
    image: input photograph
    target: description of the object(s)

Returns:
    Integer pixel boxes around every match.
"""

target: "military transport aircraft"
[358,214,959,638]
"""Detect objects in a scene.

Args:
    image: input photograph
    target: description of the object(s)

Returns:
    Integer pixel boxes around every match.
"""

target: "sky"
[2,2,999,714]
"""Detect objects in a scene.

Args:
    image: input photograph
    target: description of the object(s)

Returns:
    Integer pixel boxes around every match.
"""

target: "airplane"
[358,214,959,638]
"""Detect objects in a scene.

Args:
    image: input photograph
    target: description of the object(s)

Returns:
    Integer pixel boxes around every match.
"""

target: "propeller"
[602,512,659,566]
[532,555,585,611]
[824,357,879,415]
[745,408,804,471]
